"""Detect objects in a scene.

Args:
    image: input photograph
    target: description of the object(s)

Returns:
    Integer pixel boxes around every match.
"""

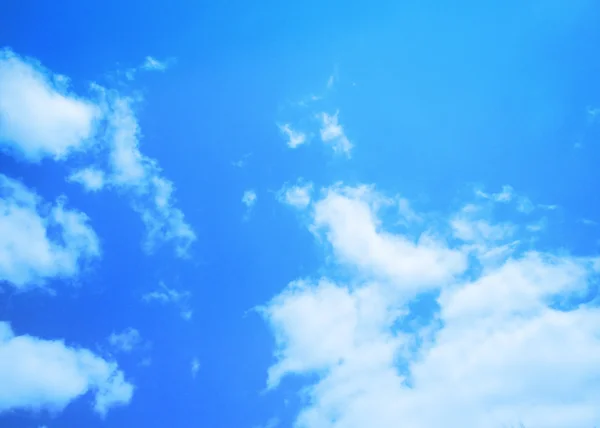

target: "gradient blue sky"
[2,1,600,427]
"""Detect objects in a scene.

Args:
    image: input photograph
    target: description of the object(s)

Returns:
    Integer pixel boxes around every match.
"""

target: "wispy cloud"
[141,56,170,72]
[108,328,144,353]
[124,56,174,80]
[142,281,192,320]
[278,124,307,149]
[191,358,200,378]
[318,112,352,156]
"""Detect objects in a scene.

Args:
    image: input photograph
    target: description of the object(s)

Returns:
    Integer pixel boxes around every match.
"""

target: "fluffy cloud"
[0,174,100,289]
[0,49,101,161]
[318,112,352,156]
[279,181,313,209]
[68,167,106,192]
[278,124,307,149]
[0,322,133,415]
[262,184,600,428]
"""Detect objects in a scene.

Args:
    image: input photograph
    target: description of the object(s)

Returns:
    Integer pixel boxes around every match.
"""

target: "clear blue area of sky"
[1,0,600,427]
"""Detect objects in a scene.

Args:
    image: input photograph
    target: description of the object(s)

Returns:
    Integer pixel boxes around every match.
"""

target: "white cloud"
[278,124,306,149]
[242,190,257,208]
[108,328,142,353]
[279,181,313,209]
[191,358,200,378]
[319,112,352,156]
[0,49,101,161]
[0,49,194,257]
[0,322,133,415]
[0,174,100,289]
[311,185,466,292]
[142,281,192,320]
[262,184,600,428]
[68,167,105,192]
[141,56,169,72]
[83,94,196,257]
[124,56,172,80]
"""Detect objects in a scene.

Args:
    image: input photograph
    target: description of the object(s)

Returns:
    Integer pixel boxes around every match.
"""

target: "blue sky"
[1,1,600,427]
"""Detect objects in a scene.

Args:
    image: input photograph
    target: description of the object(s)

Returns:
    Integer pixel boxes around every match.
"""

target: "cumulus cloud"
[68,167,106,192]
[318,112,352,156]
[0,49,101,161]
[0,174,100,289]
[261,184,600,428]
[142,281,192,320]
[279,181,313,209]
[278,124,307,149]
[0,322,133,415]
[108,328,143,353]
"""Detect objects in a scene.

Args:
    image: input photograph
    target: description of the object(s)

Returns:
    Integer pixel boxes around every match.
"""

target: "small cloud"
[191,358,200,378]
[539,204,558,211]
[278,124,306,149]
[580,218,598,226]
[141,56,170,72]
[108,328,144,353]
[242,190,257,208]
[68,167,105,192]
[318,111,352,156]
[139,358,152,367]
[142,281,192,319]
[279,181,313,209]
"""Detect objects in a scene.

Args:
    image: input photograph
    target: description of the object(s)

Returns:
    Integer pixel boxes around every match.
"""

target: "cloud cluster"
[0,174,100,289]
[0,48,195,257]
[0,47,192,420]
[263,184,600,427]
[0,322,133,415]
